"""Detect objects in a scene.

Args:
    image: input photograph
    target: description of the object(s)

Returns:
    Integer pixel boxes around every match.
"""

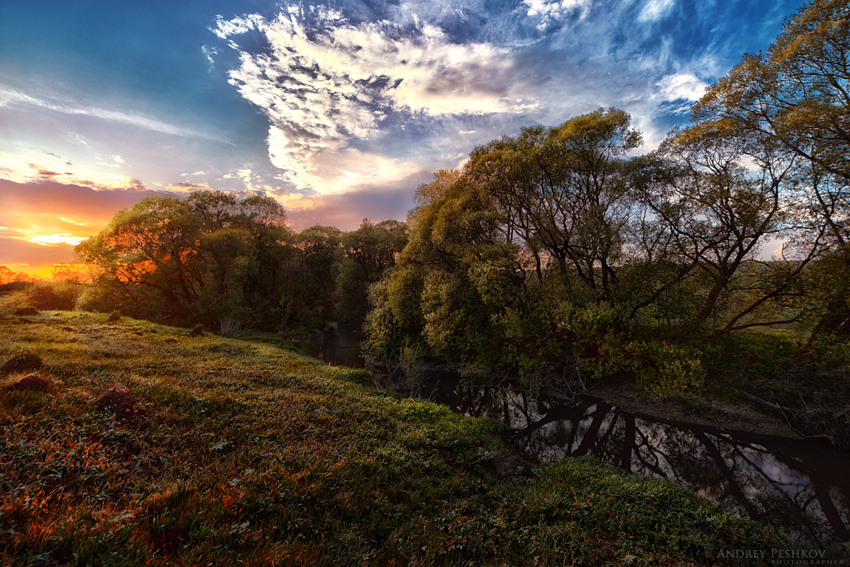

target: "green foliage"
[0,282,82,312]
[510,457,786,565]
[27,284,82,311]
[635,342,706,398]
[75,191,290,328]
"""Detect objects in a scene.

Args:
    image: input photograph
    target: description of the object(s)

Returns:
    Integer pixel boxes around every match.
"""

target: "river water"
[319,333,850,548]
[436,385,850,548]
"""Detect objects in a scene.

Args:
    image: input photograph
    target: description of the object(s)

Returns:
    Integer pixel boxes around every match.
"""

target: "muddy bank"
[578,378,804,440]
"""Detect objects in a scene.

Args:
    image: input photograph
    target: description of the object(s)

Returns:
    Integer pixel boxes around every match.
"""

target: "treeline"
[365,0,850,395]
[74,191,407,334]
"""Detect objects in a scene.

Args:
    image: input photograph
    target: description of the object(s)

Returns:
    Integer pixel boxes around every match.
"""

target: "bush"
[76,279,157,321]
[636,341,706,398]
[24,283,81,311]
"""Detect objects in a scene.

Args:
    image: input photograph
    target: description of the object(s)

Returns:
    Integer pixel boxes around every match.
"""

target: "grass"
[0,307,793,565]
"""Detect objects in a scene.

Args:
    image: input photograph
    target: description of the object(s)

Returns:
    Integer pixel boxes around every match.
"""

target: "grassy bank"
[1,308,790,565]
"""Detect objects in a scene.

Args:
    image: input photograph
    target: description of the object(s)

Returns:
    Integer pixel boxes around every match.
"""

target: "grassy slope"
[1,310,788,566]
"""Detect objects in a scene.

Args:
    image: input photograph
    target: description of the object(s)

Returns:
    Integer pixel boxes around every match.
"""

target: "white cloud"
[215,11,538,194]
[523,0,593,28]
[656,73,708,102]
[208,0,755,201]
[0,87,217,141]
[639,0,676,22]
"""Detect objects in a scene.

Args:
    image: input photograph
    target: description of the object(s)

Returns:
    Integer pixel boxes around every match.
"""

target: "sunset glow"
[27,234,87,246]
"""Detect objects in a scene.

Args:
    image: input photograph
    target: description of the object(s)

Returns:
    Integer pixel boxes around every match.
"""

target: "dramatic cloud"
[2,0,805,277]
[211,0,762,200]
[214,7,540,194]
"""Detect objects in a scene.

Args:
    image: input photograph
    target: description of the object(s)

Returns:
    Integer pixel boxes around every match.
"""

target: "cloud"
[28,234,87,246]
[0,154,146,192]
[655,73,708,102]
[202,0,794,230]
[282,173,430,231]
[0,178,157,235]
[0,235,79,266]
[211,0,735,188]
[0,86,219,141]
[639,0,677,22]
[163,181,213,193]
[0,176,170,270]
[523,0,593,28]
[214,9,540,194]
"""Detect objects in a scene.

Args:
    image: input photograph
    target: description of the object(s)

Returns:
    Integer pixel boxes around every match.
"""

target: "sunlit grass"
[0,306,789,565]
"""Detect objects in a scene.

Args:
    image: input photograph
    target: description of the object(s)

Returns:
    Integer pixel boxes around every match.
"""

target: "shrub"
[636,341,706,398]
[25,283,81,311]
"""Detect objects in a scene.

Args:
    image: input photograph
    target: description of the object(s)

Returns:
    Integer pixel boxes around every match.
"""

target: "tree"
[692,0,850,339]
[76,191,290,327]
[463,108,642,305]
[335,219,408,324]
[366,111,649,381]
[694,0,849,184]
[633,120,811,335]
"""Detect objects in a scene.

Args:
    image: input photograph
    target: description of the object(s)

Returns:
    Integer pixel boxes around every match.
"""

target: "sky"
[0,0,807,277]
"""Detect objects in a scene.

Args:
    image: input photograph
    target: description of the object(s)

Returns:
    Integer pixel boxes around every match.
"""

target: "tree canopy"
[76,192,407,332]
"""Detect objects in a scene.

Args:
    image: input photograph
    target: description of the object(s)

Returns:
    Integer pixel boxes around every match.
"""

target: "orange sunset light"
[1,263,93,282]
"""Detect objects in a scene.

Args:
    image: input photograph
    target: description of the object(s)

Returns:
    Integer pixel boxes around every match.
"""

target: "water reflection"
[436,385,850,548]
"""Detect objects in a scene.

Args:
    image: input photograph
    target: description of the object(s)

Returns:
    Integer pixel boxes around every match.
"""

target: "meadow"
[0,305,795,566]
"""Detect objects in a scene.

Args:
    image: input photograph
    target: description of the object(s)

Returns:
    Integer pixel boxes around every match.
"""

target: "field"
[1,307,792,566]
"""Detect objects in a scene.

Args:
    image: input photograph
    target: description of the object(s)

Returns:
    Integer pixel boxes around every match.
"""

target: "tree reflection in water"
[437,385,850,548]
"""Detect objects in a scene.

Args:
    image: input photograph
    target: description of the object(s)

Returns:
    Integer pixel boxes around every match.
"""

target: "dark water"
[317,327,365,368]
[435,385,850,548]
[320,337,850,548]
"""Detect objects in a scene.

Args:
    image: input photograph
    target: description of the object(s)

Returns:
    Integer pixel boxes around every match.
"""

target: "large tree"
[692,0,850,339]
[694,0,849,184]
[463,108,642,304]
[632,120,811,335]
[366,110,655,381]
[76,191,289,327]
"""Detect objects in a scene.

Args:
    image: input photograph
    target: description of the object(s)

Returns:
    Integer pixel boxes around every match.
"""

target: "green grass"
[0,307,790,565]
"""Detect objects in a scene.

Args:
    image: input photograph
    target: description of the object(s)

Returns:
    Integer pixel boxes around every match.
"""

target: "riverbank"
[0,308,803,565]
[580,377,803,440]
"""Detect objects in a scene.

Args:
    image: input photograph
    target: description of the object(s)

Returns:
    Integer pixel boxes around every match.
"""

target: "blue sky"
[0,0,806,274]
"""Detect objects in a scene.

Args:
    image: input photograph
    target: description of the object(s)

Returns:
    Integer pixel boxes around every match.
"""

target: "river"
[318,332,850,548]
